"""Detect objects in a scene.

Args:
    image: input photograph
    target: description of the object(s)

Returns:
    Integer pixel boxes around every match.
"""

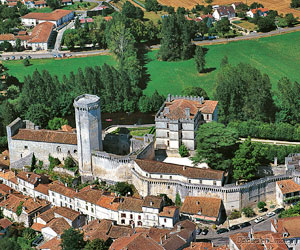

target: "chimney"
[185,108,190,118]
[177,224,181,231]
[183,166,186,170]
[164,107,170,114]
[65,183,68,187]
[26,173,30,178]
[150,201,153,206]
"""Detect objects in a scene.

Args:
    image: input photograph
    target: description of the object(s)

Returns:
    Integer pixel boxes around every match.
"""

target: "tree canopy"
[61,228,86,250]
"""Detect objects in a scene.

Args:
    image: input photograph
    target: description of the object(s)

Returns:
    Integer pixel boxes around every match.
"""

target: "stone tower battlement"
[74,94,103,179]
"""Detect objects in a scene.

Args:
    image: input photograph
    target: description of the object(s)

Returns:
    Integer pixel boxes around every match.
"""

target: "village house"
[34,183,50,201]
[0,218,13,238]
[155,95,218,151]
[21,9,74,27]
[118,197,144,227]
[276,179,300,206]
[180,196,225,225]
[38,236,62,250]
[247,8,269,18]
[0,169,15,187]
[142,195,163,227]
[271,217,300,250]
[48,181,76,209]
[0,193,50,227]
[41,217,71,240]
[213,6,236,21]
[0,183,13,200]
[96,195,121,221]
[158,206,179,228]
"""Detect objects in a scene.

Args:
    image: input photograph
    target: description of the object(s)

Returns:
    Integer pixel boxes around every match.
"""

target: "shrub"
[179,144,189,157]
[257,201,266,209]
[242,207,255,217]
[229,210,241,220]
[23,58,30,67]
[16,201,24,216]
[212,224,217,229]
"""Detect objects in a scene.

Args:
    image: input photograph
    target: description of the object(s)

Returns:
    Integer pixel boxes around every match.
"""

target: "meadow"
[3,31,300,98]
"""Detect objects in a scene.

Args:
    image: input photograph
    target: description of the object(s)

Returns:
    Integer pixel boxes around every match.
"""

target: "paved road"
[196,214,277,246]
[240,138,300,146]
[54,21,75,52]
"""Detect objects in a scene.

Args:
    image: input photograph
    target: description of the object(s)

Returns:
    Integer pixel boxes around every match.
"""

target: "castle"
[6,94,293,212]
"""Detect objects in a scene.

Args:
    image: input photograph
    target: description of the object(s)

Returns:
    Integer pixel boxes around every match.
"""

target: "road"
[240,138,300,146]
[196,214,277,246]
[54,21,75,52]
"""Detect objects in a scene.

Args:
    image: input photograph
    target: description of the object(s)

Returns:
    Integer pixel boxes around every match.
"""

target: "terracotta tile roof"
[96,195,120,211]
[229,232,250,250]
[0,170,15,181]
[251,8,269,14]
[45,217,70,235]
[110,233,163,250]
[181,196,222,219]
[184,242,214,250]
[159,206,178,218]
[108,225,134,239]
[82,219,112,241]
[15,35,30,41]
[35,184,49,195]
[0,183,13,195]
[31,222,46,232]
[272,217,300,238]
[261,232,288,250]
[12,129,77,145]
[38,207,56,223]
[0,218,12,229]
[34,0,46,4]
[49,181,76,198]
[277,179,300,195]
[22,9,73,21]
[38,236,62,250]
[104,16,112,21]
[216,6,235,16]
[61,124,73,132]
[118,197,143,213]
[146,227,171,243]
[0,194,49,214]
[17,171,43,185]
[74,189,103,204]
[135,159,224,180]
[163,98,218,120]
[162,234,186,250]
[27,22,54,43]
[18,31,27,35]
[9,177,18,184]
[54,206,80,221]
[142,195,163,209]
[214,246,230,250]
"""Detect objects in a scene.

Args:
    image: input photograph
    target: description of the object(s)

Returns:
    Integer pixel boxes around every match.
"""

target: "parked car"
[5,57,10,60]
[193,35,203,41]
[254,217,264,223]
[201,229,209,235]
[229,225,240,231]
[266,212,276,217]
[58,54,62,58]
[11,56,15,60]
[196,228,202,235]
[240,222,251,228]
[26,55,31,59]
[216,228,229,234]
[208,35,216,40]
[19,56,23,60]
[274,208,284,214]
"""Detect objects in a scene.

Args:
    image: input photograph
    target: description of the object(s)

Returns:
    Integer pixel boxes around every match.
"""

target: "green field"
[3,31,300,98]
[29,7,53,13]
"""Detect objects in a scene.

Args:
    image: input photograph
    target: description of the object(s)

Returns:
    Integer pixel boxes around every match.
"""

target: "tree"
[61,228,86,250]
[0,238,21,250]
[257,16,276,32]
[25,103,51,128]
[64,157,76,170]
[291,0,300,8]
[242,207,255,217]
[193,122,238,170]
[48,117,68,130]
[122,1,144,19]
[249,2,264,8]
[175,192,182,206]
[46,0,61,9]
[145,0,161,12]
[30,153,36,172]
[23,58,30,66]
[214,63,275,124]
[23,228,36,241]
[194,46,206,73]
[179,144,189,157]
[114,182,134,196]
[84,239,109,250]
[181,86,208,99]
[257,201,266,210]
[15,38,22,51]
[232,137,262,181]
[285,13,297,26]
[215,18,230,36]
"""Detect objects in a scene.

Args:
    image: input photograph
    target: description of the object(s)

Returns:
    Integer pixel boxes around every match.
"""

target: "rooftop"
[12,129,77,145]
[17,171,44,185]
[135,159,224,180]
[74,94,100,106]
[22,9,73,21]
[272,217,300,238]
[96,195,120,211]
[27,22,54,43]
[34,183,49,195]
[0,218,12,229]
[44,217,70,235]
[277,179,300,194]
[180,196,222,218]
[159,206,178,218]
[38,236,61,250]
[118,197,144,213]
[48,181,76,198]
[142,195,163,209]
[74,188,103,204]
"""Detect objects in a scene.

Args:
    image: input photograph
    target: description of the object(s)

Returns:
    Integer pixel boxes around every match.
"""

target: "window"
[199,180,202,184]
[189,180,191,183]
[74,150,77,154]
[130,214,133,219]
[167,132,169,137]
[60,195,63,199]
[138,215,141,220]
[121,219,125,224]
[86,206,88,211]
[137,221,142,226]
[121,213,126,218]
[70,205,72,209]
[53,198,55,203]
[91,208,94,213]
[168,186,170,189]
[160,175,163,178]
[169,176,172,179]
[57,146,61,153]
[24,146,28,149]
[207,114,209,120]
[164,218,167,223]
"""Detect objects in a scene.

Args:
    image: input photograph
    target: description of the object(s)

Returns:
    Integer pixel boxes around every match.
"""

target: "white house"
[276,179,300,206]
[27,22,55,51]
[213,5,236,21]
[118,197,144,227]
[158,206,179,228]
[96,195,120,221]
[142,195,163,227]
[41,217,70,240]
[247,8,269,18]
[48,181,76,209]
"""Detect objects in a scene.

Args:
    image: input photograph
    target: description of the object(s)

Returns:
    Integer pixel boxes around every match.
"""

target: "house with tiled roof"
[247,8,269,18]
[142,195,163,227]
[17,171,50,197]
[0,183,13,200]
[118,197,144,227]
[41,217,71,240]
[180,196,225,224]
[21,9,74,27]
[0,169,16,187]
[74,186,103,222]
[38,236,62,250]
[0,193,50,227]
[158,206,179,228]
[96,195,121,221]
[0,218,13,238]
[271,217,300,250]
[7,117,78,166]
[213,5,236,21]
[276,179,300,205]
[155,94,218,151]
[34,183,50,201]
[48,181,76,209]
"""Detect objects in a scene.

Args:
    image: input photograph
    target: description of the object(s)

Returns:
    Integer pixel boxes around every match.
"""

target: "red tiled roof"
[118,197,143,213]
[159,206,178,218]
[0,183,13,195]
[38,236,62,250]
[184,242,213,250]
[108,225,134,239]
[22,9,73,21]
[12,128,77,145]
[0,34,15,41]
[251,8,269,14]
[277,179,300,195]
[53,206,80,221]
[272,217,300,238]
[74,188,103,204]
[17,171,43,185]
[34,184,49,195]
[135,159,224,180]
[0,218,12,229]
[31,222,46,232]
[27,22,54,43]
[180,196,222,219]
[44,217,70,235]
[82,219,112,241]
[143,195,163,209]
[96,195,120,211]
[49,181,76,198]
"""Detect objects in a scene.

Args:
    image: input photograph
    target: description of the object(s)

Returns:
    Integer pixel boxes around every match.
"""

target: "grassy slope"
[3,55,116,81]
[3,31,300,98]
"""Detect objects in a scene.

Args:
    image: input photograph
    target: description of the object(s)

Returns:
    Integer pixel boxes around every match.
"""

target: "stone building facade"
[155,95,218,151]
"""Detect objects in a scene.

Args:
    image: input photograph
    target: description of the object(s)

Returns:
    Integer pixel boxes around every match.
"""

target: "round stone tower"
[74,94,102,178]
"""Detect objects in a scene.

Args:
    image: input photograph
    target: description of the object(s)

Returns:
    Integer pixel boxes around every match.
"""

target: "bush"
[229,210,241,220]
[212,224,217,229]
[49,155,61,171]
[242,207,255,217]
[179,144,189,157]
[16,201,24,216]
[257,201,266,209]
[23,58,30,67]
[64,157,77,171]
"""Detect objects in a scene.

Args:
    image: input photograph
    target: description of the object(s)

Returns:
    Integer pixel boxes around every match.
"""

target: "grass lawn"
[3,55,116,82]
[3,31,300,98]
[237,21,257,31]
[144,11,167,23]
[29,7,53,13]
